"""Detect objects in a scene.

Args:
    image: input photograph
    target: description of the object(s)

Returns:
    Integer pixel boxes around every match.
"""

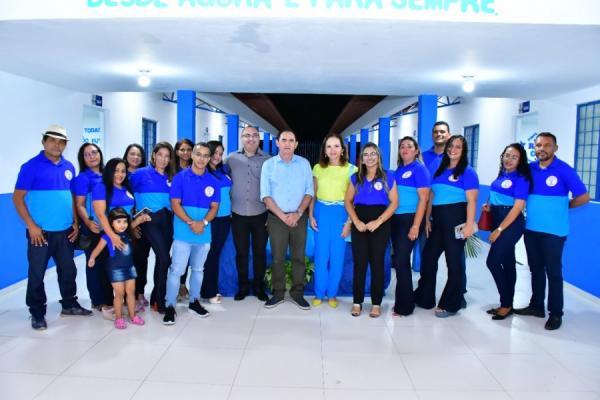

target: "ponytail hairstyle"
[397,136,422,167]
[102,158,132,208]
[497,143,533,192]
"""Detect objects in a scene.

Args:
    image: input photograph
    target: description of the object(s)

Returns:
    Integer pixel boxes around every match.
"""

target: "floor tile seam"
[225,300,262,400]
[319,306,326,398]
[129,315,195,400]
[541,345,600,390]
[386,318,418,392]
[467,340,514,396]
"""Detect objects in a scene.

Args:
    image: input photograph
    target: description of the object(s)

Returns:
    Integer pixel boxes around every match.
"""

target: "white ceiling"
[0,18,599,98]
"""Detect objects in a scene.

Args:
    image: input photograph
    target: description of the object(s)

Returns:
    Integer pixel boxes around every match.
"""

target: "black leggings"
[142,208,173,309]
[391,213,423,315]
[351,205,391,306]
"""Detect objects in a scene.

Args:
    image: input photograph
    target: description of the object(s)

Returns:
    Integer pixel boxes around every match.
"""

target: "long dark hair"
[107,207,132,239]
[123,143,146,172]
[355,142,389,192]
[77,143,104,173]
[318,133,349,168]
[434,135,469,179]
[174,138,194,172]
[102,158,132,208]
[207,140,228,176]
[150,141,176,180]
[397,136,422,167]
[497,143,533,191]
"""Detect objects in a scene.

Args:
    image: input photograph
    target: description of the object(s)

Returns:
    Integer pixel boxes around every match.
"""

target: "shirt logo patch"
[501,179,513,189]
[205,186,215,197]
[402,171,413,179]
[546,175,558,187]
[126,191,134,199]
[374,182,383,191]
[448,175,459,183]
[166,180,172,187]
[64,170,73,181]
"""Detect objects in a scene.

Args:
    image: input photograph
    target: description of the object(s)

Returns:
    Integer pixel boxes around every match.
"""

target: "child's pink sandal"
[114,318,127,329]
[130,315,145,326]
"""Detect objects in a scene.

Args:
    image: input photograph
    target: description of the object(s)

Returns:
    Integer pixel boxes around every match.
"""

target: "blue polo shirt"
[431,166,479,206]
[526,157,587,237]
[422,148,444,175]
[489,171,530,206]
[91,184,135,219]
[260,154,314,213]
[71,168,102,222]
[212,168,232,218]
[15,151,75,231]
[394,161,431,214]
[170,168,221,244]
[351,170,395,206]
[129,166,171,213]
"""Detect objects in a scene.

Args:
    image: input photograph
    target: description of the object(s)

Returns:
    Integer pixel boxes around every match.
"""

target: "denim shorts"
[109,266,137,283]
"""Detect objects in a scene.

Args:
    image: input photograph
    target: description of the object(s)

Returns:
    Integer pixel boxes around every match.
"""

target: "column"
[271,135,277,155]
[360,128,369,150]
[226,114,239,154]
[263,131,270,153]
[417,94,438,151]
[378,117,391,170]
[350,134,357,166]
[177,90,195,142]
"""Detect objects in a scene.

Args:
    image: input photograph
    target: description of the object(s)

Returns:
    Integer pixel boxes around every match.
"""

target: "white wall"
[0,70,90,193]
[196,108,227,143]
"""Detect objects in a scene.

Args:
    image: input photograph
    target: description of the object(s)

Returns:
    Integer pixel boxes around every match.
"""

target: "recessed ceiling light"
[138,69,151,88]
[462,75,475,93]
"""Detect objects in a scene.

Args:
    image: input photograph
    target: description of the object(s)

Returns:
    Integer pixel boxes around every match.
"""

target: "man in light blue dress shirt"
[260,130,314,309]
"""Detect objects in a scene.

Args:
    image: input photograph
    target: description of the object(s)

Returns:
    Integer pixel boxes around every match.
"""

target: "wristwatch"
[203,219,209,226]
[496,226,503,232]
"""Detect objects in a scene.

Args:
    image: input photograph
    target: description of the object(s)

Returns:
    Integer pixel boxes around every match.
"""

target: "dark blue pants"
[26,228,78,318]
[414,203,466,313]
[524,229,566,317]
[84,232,113,306]
[201,216,231,298]
[133,232,151,296]
[486,206,524,308]
[231,212,268,294]
[391,213,421,315]
[144,208,173,309]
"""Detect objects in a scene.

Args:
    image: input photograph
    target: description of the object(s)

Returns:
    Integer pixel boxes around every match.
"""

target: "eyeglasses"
[362,152,379,158]
[242,134,260,139]
[503,154,519,161]
[195,154,211,159]
[83,150,99,158]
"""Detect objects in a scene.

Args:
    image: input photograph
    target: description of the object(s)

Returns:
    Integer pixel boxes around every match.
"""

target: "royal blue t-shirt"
[129,166,171,213]
[91,184,135,219]
[71,168,102,223]
[431,166,479,206]
[526,157,587,237]
[15,151,75,231]
[422,148,444,175]
[350,170,395,206]
[212,167,232,218]
[170,168,221,244]
[394,161,431,214]
[489,171,530,206]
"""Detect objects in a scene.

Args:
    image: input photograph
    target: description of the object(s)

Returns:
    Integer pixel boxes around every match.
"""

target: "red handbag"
[478,209,493,231]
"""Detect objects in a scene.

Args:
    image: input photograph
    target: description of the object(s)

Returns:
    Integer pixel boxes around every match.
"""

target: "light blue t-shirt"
[260,154,314,212]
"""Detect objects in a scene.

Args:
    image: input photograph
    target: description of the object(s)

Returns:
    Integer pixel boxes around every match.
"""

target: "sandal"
[114,318,127,329]
[369,305,381,318]
[351,304,362,317]
[130,315,145,326]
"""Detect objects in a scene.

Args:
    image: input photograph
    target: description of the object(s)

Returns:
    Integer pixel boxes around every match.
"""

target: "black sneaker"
[290,295,310,310]
[61,303,92,317]
[31,316,47,331]
[234,290,249,301]
[256,291,269,302]
[188,300,209,318]
[264,295,285,309]
[514,306,545,318]
[163,306,176,325]
[544,315,562,330]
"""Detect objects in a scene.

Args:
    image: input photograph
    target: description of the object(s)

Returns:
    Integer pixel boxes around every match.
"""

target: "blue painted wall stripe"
[379,117,391,170]
[177,90,196,142]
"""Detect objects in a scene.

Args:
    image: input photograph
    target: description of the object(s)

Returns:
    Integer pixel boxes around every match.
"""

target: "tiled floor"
[1,249,599,400]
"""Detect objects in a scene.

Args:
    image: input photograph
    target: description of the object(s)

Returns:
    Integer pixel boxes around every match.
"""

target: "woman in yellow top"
[309,133,357,308]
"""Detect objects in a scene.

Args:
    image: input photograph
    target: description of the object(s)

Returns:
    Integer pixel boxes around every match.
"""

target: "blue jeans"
[26,228,79,318]
[524,229,566,317]
[313,201,347,299]
[165,240,210,307]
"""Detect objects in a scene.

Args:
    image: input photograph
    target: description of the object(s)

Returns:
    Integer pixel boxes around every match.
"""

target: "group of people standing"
[13,121,588,332]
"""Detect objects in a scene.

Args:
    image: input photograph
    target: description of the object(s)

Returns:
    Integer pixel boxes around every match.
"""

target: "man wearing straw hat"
[13,125,92,331]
